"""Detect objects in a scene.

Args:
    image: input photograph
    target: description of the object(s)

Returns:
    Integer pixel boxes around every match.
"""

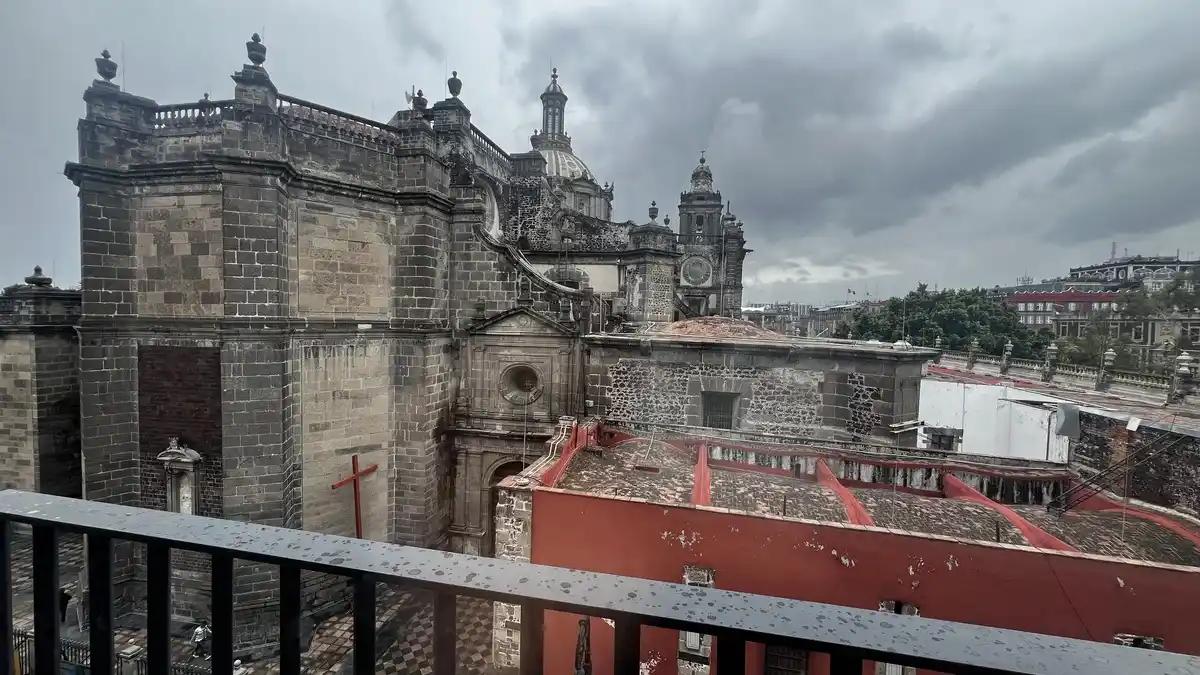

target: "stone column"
[1096,348,1116,391]
[1042,343,1059,383]
[1167,352,1195,404]
[999,339,1013,374]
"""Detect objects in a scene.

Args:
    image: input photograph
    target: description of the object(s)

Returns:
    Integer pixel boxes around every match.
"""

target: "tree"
[847,285,1053,358]
[1057,309,1139,369]
[1159,271,1200,313]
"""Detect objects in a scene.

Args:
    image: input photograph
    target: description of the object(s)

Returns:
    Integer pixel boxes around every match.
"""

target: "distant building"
[1004,290,1120,329]
[805,300,882,337]
[986,277,1108,300]
[737,302,809,335]
[1069,254,1199,284]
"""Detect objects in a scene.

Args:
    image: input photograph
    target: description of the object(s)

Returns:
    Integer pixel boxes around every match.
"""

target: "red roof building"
[493,419,1200,675]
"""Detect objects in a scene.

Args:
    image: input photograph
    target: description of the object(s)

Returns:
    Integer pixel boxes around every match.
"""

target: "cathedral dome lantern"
[539,68,569,141]
[690,153,714,193]
[541,68,567,100]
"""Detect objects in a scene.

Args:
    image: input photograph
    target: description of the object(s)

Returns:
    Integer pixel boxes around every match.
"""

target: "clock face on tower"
[681,256,713,286]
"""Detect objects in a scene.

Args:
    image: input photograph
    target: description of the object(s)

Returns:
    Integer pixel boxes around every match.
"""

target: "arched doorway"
[485,460,528,557]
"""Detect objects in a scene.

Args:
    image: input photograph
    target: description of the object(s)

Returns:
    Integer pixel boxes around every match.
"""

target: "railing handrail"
[470,124,511,161]
[0,490,1195,674]
[276,93,400,136]
[154,100,235,113]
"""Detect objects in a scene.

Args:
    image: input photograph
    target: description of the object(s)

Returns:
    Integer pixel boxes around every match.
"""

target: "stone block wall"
[0,334,35,491]
[1073,412,1200,516]
[136,343,225,626]
[395,204,451,327]
[137,346,223,515]
[32,334,81,497]
[389,337,454,548]
[297,200,392,318]
[491,481,534,671]
[588,344,927,440]
[296,339,391,539]
[602,358,823,435]
[221,338,289,654]
[133,184,224,316]
[223,175,288,318]
[79,182,137,317]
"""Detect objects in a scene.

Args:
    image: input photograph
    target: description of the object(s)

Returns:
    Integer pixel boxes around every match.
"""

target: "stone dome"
[540,147,594,181]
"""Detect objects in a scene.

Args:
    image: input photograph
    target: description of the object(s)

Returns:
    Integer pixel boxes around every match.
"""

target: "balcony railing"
[1,490,1195,674]
[151,100,234,131]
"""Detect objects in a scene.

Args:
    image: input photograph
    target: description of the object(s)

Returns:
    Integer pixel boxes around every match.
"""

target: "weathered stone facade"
[588,325,927,440]
[46,35,771,663]
[62,40,596,656]
[0,270,80,497]
[1072,411,1200,517]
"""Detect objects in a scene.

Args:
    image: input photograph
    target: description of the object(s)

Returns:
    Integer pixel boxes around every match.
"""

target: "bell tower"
[678,153,724,243]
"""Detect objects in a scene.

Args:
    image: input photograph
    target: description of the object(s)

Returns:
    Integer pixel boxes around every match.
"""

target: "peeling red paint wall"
[532,489,1200,675]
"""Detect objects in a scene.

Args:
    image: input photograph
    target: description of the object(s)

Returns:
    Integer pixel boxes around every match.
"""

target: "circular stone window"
[681,256,713,286]
[500,364,544,406]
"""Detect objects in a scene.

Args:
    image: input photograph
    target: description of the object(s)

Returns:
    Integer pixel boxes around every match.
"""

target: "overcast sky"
[2,0,1198,304]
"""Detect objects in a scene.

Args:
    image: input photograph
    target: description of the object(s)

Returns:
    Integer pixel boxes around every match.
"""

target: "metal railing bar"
[432,591,456,675]
[829,650,865,675]
[352,574,376,675]
[0,491,1196,675]
[278,562,301,675]
[31,525,59,675]
[146,542,171,673]
[87,534,113,675]
[211,552,234,674]
[716,634,746,675]
[520,600,544,675]
[0,521,11,675]
[613,616,641,675]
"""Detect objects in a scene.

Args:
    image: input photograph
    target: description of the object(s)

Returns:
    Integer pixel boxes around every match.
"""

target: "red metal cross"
[330,454,378,538]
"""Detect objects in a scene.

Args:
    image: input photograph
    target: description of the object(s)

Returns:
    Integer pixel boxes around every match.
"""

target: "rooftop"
[928,363,1200,438]
[594,316,935,357]
[548,427,1200,569]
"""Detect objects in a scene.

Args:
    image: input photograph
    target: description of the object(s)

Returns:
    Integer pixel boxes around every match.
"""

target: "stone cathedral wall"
[0,334,36,491]
[588,344,925,440]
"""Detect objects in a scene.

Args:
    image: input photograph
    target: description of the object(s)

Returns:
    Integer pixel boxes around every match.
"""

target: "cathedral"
[50,34,763,650]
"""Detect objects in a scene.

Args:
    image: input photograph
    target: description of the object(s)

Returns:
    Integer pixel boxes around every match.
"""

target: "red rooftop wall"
[531,489,1200,675]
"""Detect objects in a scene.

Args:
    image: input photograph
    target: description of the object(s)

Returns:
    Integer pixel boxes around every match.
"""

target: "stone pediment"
[469,307,572,336]
[156,437,202,464]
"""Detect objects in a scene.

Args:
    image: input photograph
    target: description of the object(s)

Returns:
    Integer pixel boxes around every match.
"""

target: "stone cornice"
[584,332,936,362]
[64,155,456,211]
[75,315,454,340]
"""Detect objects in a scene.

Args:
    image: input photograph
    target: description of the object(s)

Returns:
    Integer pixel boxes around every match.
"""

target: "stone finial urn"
[447,70,462,97]
[95,49,117,82]
[246,33,267,66]
[24,266,52,287]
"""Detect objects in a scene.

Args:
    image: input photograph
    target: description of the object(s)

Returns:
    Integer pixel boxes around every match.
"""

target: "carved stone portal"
[157,437,202,515]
